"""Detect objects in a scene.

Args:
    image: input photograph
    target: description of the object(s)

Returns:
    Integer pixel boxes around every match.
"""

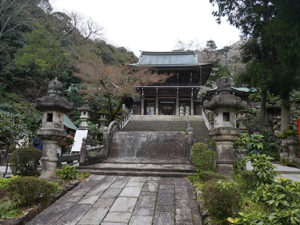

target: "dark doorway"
[160,100,175,115]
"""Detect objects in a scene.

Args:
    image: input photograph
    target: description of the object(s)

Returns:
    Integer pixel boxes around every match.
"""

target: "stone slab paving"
[247,162,300,182]
[27,175,201,225]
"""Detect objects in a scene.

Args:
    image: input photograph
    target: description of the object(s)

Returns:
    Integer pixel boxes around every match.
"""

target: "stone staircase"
[123,115,210,143]
[77,115,209,177]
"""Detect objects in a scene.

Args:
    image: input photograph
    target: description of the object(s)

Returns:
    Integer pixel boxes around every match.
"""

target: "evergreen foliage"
[10,146,42,176]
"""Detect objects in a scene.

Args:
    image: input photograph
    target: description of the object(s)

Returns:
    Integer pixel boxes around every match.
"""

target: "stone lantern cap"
[204,78,246,111]
[48,77,63,96]
[79,103,91,112]
[36,78,72,113]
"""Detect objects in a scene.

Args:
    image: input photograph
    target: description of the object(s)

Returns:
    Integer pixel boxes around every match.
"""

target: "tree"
[9,28,74,101]
[210,0,300,131]
[74,48,168,123]
[264,0,300,131]
[0,112,28,177]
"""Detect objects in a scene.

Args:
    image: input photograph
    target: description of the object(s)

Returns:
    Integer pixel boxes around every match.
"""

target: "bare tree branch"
[0,0,28,41]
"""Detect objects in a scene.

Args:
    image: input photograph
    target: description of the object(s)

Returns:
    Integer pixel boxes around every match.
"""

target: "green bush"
[246,154,277,186]
[253,178,300,211]
[10,146,42,176]
[0,177,12,189]
[5,177,59,207]
[199,171,228,182]
[191,142,217,171]
[229,179,300,224]
[56,165,77,180]
[203,180,242,221]
[235,132,280,159]
[235,171,257,192]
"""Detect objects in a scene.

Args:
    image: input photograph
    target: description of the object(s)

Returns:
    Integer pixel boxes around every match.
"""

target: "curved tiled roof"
[130,51,212,67]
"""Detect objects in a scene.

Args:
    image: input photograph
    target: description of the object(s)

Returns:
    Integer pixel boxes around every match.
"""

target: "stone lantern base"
[210,127,239,177]
[40,140,59,181]
[37,129,66,181]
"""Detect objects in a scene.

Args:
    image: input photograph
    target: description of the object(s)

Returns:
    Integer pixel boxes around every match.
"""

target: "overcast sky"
[50,0,241,56]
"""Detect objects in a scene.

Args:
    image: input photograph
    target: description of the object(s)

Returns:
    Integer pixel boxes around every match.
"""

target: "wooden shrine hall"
[129,51,213,115]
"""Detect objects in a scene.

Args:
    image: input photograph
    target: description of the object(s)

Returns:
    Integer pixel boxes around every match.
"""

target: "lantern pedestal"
[210,127,239,177]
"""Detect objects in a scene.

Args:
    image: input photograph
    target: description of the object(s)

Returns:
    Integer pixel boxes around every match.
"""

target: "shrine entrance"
[160,100,175,115]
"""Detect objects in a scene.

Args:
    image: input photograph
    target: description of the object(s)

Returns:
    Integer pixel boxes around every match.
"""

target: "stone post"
[79,138,87,164]
[36,78,72,181]
[204,78,246,177]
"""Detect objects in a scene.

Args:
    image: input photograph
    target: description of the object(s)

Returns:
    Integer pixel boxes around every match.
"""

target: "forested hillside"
[0,0,137,133]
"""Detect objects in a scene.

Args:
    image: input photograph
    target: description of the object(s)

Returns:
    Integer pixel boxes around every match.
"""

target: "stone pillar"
[204,78,246,178]
[210,128,239,177]
[79,138,87,164]
[36,78,72,181]
[40,140,59,180]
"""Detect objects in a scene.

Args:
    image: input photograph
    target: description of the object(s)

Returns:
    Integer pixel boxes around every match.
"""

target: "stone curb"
[0,179,80,225]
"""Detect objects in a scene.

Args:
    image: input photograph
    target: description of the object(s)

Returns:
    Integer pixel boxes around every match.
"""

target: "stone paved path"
[27,175,201,225]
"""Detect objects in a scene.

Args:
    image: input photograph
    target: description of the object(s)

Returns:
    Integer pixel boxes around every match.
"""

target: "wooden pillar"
[200,67,202,85]
[176,88,179,116]
[141,88,144,115]
[191,88,194,115]
[155,89,159,115]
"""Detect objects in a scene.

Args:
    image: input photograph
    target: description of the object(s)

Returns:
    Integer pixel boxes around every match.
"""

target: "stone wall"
[239,101,300,136]
[109,131,190,163]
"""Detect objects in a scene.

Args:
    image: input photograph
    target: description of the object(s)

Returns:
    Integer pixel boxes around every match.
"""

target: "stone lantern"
[98,112,107,131]
[36,78,72,180]
[204,78,246,177]
[79,102,91,130]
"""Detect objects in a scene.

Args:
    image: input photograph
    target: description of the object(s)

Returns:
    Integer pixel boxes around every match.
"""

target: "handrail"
[119,109,132,130]
[202,108,212,130]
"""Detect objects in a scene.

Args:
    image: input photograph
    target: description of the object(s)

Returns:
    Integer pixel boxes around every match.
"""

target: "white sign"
[71,130,88,153]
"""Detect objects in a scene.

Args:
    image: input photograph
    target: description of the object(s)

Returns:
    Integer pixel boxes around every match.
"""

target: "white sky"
[50,0,241,56]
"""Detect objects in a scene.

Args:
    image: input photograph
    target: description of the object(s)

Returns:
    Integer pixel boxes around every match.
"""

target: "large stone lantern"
[204,78,246,177]
[36,78,72,180]
[79,102,91,130]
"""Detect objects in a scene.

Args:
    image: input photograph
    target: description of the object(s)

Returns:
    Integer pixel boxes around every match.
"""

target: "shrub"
[77,172,90,180]
[5,176,59,207]
[253,178,300,211]
[199,171,228,182]
[235,171,257,192]
[56,165,77,180]
[246,134,264,155]
[10,146,42,176]
[191,142,217,171]
[58,134,74,154]
[246,154,276,186]
[229,178,300,225]
[0,177,12,189]
[202,180,242,221]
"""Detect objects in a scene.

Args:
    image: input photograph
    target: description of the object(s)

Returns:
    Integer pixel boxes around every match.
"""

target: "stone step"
[78,162,195,173]
[77,169,192,177]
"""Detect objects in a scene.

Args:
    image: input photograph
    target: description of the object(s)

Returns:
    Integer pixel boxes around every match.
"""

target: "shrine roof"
[129,51,213,68]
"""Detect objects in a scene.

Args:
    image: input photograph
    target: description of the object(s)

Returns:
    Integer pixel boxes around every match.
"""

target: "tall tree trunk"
[3,149,9,178]
[280,92,290,132]
[260,89,267,131]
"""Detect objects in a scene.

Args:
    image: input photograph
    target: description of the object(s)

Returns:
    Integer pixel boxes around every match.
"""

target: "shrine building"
[129,51,213,115]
